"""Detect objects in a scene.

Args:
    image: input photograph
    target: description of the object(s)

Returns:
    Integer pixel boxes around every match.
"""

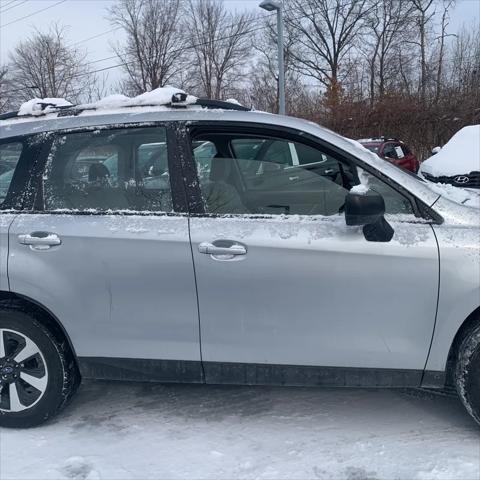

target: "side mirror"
[345,188,394,242]
[431,146,441,155]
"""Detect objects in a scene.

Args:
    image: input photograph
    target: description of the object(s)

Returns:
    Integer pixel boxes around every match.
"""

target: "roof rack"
[0,94,250,121]
[194,98,250,111]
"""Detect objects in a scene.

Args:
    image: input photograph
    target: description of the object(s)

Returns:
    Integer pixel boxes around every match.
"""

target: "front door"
[8,124,201,380]
[186,125,439,384]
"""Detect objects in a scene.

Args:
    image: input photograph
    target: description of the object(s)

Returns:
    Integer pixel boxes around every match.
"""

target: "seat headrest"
[210,154,232,181]
[88,163,110,182]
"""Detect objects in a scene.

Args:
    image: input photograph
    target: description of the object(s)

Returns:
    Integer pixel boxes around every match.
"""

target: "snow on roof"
[16,86,197,118]
[18,97,73,116]
[225,98,241,106]
[420,125,480,177]
[78,86,197,111]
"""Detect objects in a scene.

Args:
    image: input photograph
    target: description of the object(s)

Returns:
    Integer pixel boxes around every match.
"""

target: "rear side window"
[43,127,173,212]
[0,142,23,205]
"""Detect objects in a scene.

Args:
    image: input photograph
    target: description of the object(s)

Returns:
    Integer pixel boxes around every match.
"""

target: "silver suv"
[0,96,479,428]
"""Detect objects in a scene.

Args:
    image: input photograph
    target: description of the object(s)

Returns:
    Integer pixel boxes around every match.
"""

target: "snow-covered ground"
[1,381,478,479]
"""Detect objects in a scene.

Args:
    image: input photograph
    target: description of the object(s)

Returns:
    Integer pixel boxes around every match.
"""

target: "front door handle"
[198,242,247,256]
[18,232,61,249]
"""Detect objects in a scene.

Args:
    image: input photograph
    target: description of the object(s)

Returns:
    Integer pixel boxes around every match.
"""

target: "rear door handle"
[18,232,61,249]
[198,242,247,256]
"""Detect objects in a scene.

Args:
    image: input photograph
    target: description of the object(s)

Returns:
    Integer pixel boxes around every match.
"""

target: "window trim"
[183,121,438,222]
[28,122,189,216]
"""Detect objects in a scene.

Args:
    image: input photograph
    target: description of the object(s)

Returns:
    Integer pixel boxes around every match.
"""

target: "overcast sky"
[1,0,479,92]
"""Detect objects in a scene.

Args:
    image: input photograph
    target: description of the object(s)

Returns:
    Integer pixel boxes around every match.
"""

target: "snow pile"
[79,86,197,111]
[17,98,73,116]
[16,87,197,117]
[88,94,131,109]
[225,98,242,106]
[1,381,478,479]
[420,125,480,177]
[350,184,370,195]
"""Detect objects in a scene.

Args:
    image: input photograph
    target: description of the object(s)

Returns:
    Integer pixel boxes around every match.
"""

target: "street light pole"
[259,1,286,115]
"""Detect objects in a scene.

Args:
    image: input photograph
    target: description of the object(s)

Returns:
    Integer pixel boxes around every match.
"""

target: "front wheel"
[0,305,79,428]
[455,322,480,425]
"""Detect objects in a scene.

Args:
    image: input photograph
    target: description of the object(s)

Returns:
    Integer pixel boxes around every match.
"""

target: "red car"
[358,137,420,173]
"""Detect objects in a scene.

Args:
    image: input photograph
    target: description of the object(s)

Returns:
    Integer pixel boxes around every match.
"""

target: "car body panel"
[426,222,480,372]
[8,214,201,361]
[0,214,15,292]
[190,215,439,371]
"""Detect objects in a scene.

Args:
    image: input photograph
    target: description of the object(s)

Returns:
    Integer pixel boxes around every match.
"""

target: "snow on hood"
[18,97,73,116]
[420,125,480,177]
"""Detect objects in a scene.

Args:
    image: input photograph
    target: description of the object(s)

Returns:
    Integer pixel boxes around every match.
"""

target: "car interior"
[44,129,173,212]
[192,133,356,216]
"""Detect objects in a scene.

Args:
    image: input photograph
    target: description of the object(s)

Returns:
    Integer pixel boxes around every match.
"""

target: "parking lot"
[1,381,478,480]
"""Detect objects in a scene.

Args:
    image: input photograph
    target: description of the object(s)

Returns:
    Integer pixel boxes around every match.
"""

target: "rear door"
[0,140,24,291]
[8,124,201,380]
[0,136,43,292]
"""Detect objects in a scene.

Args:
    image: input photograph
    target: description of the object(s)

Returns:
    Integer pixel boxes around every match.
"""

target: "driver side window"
[192,133,355,216]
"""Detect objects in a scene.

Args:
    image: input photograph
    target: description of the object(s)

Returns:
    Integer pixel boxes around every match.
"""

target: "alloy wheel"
[0,329,49,412]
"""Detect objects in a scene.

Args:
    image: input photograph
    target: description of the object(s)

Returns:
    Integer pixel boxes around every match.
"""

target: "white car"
[420,125,480,190]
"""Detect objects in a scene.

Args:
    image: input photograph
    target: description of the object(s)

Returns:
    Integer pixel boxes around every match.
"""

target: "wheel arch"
[0,290,79,366]
[445,305,480,388]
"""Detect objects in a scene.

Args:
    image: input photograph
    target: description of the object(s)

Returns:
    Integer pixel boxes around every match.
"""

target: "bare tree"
[0,65,12,112]
[364,0,414,104]
[9,24,93,104]
[434,0,455,103]
[109,0,187,95]
[411,0,436,102]
[185,0,253,99]
[288,0,372,106]
[247,16,301,112]
[448,25,480,107]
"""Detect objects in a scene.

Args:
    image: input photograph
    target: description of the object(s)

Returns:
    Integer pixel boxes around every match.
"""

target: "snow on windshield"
[420,125,480,176]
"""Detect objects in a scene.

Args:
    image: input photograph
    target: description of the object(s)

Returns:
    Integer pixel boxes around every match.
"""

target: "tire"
[0,302,79,428]
[455,322,480,425]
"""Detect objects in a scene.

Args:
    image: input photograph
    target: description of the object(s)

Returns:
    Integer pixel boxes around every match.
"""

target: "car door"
[8,124,202,381]
[0,139,27,292]
[185,124,439,385]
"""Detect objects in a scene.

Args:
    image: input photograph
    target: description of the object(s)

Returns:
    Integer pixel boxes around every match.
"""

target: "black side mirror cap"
[363,216,394,242]
[345,189,394,242]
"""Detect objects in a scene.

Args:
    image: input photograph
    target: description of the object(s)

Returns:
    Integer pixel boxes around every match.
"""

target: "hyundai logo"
[455,176,470,184]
